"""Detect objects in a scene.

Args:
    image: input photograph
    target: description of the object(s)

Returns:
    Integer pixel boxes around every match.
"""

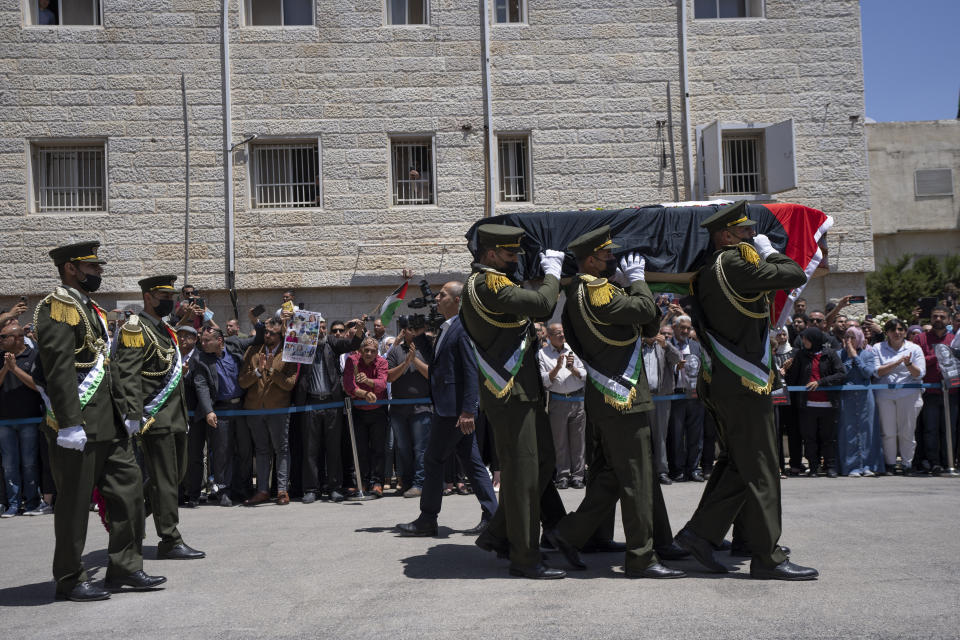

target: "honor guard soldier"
[35,242,165,601]
[114,275,205,561]
[460,224,568,579]
[544,227,686,579]
[674,201,819,580]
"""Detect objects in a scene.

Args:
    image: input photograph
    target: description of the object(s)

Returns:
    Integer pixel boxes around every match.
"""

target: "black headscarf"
[801,327,825,353]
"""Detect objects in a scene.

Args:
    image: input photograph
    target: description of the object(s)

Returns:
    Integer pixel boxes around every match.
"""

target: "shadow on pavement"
[401,544,611,580]
[0,581,55,607]
[355,526,454,539]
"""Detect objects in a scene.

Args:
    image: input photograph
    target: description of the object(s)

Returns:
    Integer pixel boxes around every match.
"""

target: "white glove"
[539,250,565,280]
[619,252,646,283]
[753,234,777,259]
[611,267,629,287]
[57,425,88,451]
[124,418,141,437]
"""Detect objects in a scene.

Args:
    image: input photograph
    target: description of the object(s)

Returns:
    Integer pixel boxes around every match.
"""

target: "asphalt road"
[1,476,958,639]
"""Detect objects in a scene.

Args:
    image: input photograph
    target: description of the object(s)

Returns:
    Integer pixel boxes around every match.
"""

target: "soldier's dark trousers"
[46,433,144,595]
[556,412,661,572]
[141,431,188,552]
[686,387,788,570]
[484,400,562,568]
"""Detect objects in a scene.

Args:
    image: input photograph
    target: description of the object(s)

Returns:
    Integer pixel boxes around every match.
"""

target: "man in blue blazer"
[396,281,498,536]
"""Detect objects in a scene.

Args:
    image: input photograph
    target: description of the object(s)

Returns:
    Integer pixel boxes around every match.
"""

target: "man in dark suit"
[396,282,498,536]
[191,327,246,506]
[294,316,365,503]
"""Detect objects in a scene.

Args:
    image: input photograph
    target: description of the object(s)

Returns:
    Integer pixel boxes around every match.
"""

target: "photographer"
[173,284,217,332]
[386,317,434,498]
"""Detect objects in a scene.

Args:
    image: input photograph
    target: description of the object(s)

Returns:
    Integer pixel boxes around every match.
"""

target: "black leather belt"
[550,390,583,398]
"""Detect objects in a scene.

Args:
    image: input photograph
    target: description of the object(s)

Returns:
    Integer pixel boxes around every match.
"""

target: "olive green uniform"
[554,275,671,572]
[459,264,561,568]
[685,244,806,569]
[34,286,145,595]
[113,312,190,554]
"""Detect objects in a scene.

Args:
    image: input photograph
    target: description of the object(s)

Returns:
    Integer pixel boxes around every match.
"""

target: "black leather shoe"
[712,539,732,551]
[103,570,167,591]
[476,530,509,559]
[509,563,566,579]
[675,528,728,573]
[570,478,585,489]
[582,539,627,553]
[555,477,569,490]
[625,562,686,579]
[462,519,490,536]
[396,520,438,537]
[658,473,673,485]
[157,543,206,560]
[55,581,110,602]
[689,470,705,482]
[655,541,691,560]
[825,468,838,478]
[750,560,818,581]
[543,529,586,569]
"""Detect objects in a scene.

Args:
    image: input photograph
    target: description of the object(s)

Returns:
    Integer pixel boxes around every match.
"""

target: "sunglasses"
[265,330,283,338]
[810,318,826,323]
[330,328,345,334]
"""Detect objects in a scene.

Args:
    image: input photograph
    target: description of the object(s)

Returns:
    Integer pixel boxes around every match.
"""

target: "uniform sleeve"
[35,304,85,428]
[112,326,147,421]
[591,279,659,328]
[484,275,560,319]
[721,251,808,296]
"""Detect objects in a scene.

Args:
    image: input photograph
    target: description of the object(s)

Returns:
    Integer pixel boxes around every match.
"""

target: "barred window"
[387,0,428,25]
[31,143,106,212]
[494,0,525,24]
[721,134,763,194]
[26,0,102,26]
[497,135,531,202]
[694,0,764,19]
[390,138,434,206]
[250,142,321,209]
[244,0,314,26]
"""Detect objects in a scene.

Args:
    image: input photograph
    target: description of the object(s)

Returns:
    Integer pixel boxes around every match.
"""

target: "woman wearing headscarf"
[836,326,885,476]
[784,327,847,477]
[874,318,926,475]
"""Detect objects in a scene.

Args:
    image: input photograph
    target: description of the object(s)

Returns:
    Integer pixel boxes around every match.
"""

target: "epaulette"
[580,274,616,307]
[120,314,145,348]
[47,287,82,326]
[737,242,760,268]
[483,268,514,294]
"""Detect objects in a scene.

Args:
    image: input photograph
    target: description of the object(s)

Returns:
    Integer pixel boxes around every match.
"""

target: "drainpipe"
[479,0,496,217]
[678,0,695,200]
[222,0,237,314]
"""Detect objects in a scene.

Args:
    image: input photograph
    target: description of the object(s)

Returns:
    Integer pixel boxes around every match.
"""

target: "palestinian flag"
[378,281,409,325]
[465,201,833,328]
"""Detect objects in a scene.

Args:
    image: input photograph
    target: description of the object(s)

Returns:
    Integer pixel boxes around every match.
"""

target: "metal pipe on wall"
[181,73,190,283]
[479,0,496,217]
[222,0,236,299]
[678,0,694,200]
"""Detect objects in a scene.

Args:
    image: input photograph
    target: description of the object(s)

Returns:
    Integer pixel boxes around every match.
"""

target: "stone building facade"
[0,0,872,324]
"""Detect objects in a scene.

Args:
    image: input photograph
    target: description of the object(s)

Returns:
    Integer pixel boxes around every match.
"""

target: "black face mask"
[78,272,102,293]
[599,258,617,279]
[501,261,519,278]
[153,299,174,318]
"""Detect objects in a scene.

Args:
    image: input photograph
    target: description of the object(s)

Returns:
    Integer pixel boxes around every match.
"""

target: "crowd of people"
[2,287,960,521]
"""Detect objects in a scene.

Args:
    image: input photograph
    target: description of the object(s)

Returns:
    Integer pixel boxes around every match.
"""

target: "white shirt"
[537,342,586,394]
[433,317,455,354]
[875,340,925,398]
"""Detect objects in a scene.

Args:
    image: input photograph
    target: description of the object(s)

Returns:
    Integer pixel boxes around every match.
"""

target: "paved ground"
[1,476,958,639]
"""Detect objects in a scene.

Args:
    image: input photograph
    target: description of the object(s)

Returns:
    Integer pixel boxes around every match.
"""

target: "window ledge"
[252,206,325,212]
[239,25,318,29]
[693,17,766,22]
[22,25,104,29]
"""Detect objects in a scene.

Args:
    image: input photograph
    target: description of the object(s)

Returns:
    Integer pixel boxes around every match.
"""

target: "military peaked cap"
[48,241,107,266]
[568,225,620,259]
[700,200,757,233]
[138,275,178,293]
[477,224,525,254]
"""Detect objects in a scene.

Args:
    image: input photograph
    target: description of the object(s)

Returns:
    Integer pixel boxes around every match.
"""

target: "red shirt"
[807,353,829,404]
[342,352,388,410]
[913,330,956,395]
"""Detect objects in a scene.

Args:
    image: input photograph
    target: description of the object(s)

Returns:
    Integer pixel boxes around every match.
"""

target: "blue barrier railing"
[0,383,944,427]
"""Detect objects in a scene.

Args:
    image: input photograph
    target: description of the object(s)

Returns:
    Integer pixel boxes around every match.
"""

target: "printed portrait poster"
[282,309,322,364]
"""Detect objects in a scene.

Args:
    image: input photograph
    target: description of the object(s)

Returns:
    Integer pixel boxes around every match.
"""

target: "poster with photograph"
[282,309,322,364]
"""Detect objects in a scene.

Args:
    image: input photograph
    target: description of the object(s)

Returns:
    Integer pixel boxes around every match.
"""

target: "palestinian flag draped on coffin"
[464,202,832,328]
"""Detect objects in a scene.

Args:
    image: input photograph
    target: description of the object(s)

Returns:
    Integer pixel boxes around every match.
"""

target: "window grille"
[250,143,320,209]
[28,0,101,26]
[498,136,530,202]
[391,139,434,205]
[494,0,524,23]
[722,135,763,194]
[33,144,106,212]
[387,0,427,25]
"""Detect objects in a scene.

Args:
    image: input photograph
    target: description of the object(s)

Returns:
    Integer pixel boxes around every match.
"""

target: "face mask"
[599,258,617,279]
[78,272,102,293]
[153,299,175,317]
[502,261,519,278]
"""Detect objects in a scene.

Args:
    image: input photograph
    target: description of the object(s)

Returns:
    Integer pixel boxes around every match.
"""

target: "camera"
[400,279,444,332]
